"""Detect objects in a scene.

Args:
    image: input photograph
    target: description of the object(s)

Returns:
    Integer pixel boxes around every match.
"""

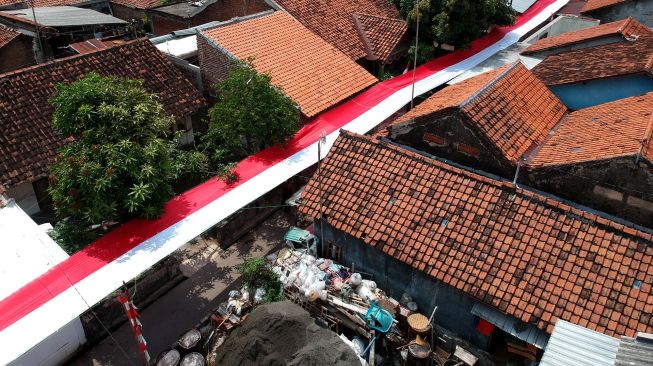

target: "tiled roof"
[523,17,652,55]
[0,24,18,48]
[273,0,400,60]
[582,0,629,12]
[300,131,653,338]
[110,0,161,10]
[0,0,86,7]
[527,93,653,167]
[0,39,204,187]
[202,11,376,117]
[390,63,567,164]
[352,13,407,63]
[531,35,653,86]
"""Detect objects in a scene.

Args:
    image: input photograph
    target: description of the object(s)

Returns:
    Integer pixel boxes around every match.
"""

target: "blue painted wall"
[551,74,653,110]
[320,219,493,349]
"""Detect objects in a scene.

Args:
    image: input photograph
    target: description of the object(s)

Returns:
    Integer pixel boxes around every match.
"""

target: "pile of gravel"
[215,301,360,366]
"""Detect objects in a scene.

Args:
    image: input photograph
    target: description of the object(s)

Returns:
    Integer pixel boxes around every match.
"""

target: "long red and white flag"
[117,289,150,364]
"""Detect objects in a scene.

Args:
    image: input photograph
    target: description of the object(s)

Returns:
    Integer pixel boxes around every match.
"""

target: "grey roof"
[540,320,619,366]
[0,6,127,27]
[511,0,537,13]
[470,303,549,349]
[151,0,216,18]
[615,333,653,366]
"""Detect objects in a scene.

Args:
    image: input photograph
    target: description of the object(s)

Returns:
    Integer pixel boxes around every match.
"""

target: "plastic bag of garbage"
[350,273,362,287]
[254,288,266,304]
[310,281,326,292]
[357,286,377,302]
[240,288,250,302]
[228,290,240,299]
[361,280,377,290]
[351,337,365,355]
[318,289,328,300]
[400,293,413,306]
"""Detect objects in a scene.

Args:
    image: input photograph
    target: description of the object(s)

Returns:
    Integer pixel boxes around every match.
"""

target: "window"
[456,143,481,157]
[423,132,447,147]
[326,240,342,262]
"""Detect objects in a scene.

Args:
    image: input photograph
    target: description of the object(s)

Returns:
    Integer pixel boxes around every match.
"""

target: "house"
[531,29,653,109]
[299,130,653,353]
[0,6,128,61]
[0,39,204,216]
[0,24,34,72]
[581,0,653,28]
[524,93,653,228]
[198,11,377,119]
[385,62,567,179]
[522,17,652,58]
[269,0,408,66]
[147,0,270,36]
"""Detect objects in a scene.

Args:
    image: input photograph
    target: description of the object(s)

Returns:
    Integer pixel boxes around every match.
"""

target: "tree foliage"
[203,60,300,168]
[400,0,516,48]
[48,73,207,223]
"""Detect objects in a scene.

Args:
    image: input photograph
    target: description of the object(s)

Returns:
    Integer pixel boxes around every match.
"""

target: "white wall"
[9,318,86,366]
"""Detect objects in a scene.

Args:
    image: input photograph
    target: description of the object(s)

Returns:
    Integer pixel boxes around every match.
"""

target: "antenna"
[409,0,420,110]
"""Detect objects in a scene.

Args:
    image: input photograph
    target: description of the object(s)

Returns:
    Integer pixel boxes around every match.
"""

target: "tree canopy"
[48,73,206,223]
[203,60,300,168]
[400,0,515,57]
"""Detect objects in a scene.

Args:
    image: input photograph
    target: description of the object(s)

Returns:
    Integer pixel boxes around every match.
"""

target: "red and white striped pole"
[117,285,150,364]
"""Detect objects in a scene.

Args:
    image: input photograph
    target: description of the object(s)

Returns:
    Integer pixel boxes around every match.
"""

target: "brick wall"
[151,14,189,35]
[0,35,35,74]
[110,3,147,22]
[197,33,234,95]
[525,157,653,228]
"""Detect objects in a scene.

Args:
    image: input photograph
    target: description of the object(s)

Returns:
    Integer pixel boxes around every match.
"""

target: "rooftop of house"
[352,13,408,64]
[522,17,652,55]
[300,130,653,338]
[272,0,401,60]
[0,39,204,187]
[150,0,216,19]
[388,62,567,165]
[582,0,630,12]
[201,11,377,117]
[531,33,653,86]
[526,92,653,167]
[0,0,92,8]
[0,24,18,48]
[0,6,127,27]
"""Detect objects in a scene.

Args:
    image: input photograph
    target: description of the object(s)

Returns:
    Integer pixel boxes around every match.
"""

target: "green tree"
[402,0,515,49]
[48,73,206,223]
[203,60,300,168]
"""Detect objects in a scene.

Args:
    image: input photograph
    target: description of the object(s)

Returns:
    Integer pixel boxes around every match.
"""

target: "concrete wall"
[551,74,653,110]
[0,34,35,74]
[110,3,146,21]
[8,181,40,215]
[586,0,653,28]
[319,219,493,350]
[388,111,515,179]
[525,157,653,228]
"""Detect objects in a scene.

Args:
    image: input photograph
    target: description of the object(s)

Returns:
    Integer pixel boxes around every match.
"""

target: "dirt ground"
[67,209,293,366]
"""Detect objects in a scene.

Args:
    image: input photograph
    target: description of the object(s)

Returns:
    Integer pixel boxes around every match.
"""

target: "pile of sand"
[215,301,360,366]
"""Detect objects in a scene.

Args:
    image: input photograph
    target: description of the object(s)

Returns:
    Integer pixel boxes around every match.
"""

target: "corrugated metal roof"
[1,6,126,27]
[511,0,538,13]
[615,333,653,366]
[471,303,549,349]
[540,320,619,366]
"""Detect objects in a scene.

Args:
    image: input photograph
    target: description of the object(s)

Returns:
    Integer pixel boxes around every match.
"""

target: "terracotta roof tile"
[300,131,653,338]
[109,0,161,9]
[523,17,652,55]
[582,0,629,12]
[532,33,653,85]
[352,13,407,63]
[0,39,204,187]
[0,24,18,48]
[527,93,653,167]
[390,63,567,164]
[202,11,376,117]
[274,0,400,60]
